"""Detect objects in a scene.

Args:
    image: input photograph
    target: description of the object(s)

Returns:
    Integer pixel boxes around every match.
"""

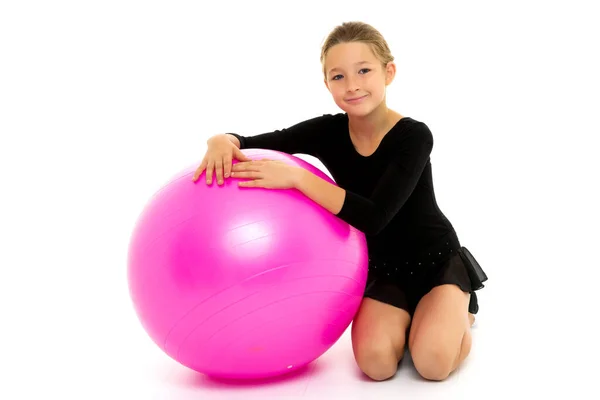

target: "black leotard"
[229,113,460,265]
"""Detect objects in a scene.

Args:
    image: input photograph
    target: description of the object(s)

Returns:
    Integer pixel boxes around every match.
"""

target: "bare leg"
[351,297,412,381]
[408,284,473,381]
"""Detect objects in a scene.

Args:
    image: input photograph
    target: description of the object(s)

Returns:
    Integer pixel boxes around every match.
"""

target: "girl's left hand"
[230,159,303,189]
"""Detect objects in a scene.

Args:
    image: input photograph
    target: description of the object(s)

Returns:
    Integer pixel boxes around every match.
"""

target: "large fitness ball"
[127,148,368,380]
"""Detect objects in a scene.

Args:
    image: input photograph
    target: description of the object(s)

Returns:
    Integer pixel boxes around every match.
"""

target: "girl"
[192,21,487,382]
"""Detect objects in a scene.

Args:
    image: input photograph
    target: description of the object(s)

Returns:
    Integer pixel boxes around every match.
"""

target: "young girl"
[192,21,487,382]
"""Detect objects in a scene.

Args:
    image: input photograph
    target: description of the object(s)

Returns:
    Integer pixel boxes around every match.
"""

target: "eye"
[331,69,370,81]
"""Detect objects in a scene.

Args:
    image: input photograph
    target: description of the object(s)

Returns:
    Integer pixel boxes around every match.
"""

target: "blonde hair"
[320,21,394,78]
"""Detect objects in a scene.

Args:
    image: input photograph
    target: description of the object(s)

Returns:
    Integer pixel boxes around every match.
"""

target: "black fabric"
[364,230,483,315]
[229,113,487,312]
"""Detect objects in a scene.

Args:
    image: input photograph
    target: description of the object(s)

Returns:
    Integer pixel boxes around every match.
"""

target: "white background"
[1,0,599,398]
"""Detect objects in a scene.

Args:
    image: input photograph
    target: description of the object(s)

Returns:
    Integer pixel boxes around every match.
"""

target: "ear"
[324,78,330,92]
[385,62,396,85]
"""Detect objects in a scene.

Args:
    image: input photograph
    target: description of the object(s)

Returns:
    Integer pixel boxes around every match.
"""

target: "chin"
[336,103,368,117]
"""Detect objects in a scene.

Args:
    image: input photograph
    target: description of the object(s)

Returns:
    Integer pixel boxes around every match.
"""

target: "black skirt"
[364,231,488,315]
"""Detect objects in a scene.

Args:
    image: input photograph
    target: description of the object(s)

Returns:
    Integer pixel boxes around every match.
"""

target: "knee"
[410,340,458,381]
[354,344,400,381]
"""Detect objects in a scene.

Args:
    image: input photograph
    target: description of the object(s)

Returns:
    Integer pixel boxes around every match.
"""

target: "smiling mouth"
[346,95,367,102]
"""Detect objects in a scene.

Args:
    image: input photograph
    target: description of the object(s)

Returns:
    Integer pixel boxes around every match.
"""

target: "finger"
[238,179,262,188]
[223,154,233,178]
[215,158,224,185]
[192,159,207,182]
[206,160,215,184]
[232,162,260,172]
[231,171,262,179]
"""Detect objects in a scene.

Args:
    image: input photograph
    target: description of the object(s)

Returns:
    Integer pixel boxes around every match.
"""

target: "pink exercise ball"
[127,148,368,380]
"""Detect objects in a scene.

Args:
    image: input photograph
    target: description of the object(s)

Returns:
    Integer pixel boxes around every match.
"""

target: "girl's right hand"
[192,134,251,185]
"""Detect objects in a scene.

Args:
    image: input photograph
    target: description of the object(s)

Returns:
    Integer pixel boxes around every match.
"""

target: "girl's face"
[323,42,395,117]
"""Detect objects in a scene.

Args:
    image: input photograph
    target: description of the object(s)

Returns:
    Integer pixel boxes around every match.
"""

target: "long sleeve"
[228,114,335,157]
[336,125,434,236]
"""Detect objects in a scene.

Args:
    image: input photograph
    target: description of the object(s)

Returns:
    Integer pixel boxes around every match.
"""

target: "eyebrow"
[328,61,372,74]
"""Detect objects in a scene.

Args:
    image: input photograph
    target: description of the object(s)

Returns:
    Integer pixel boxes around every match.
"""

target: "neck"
[348,103,396,142]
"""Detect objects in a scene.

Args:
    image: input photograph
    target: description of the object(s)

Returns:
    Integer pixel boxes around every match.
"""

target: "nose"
[345,76,360,92]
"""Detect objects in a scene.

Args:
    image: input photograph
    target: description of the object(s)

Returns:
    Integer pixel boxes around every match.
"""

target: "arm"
[227,114,335,156]
[294,169,346,214]
[294,125,433,236]
[224,133,241,148]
